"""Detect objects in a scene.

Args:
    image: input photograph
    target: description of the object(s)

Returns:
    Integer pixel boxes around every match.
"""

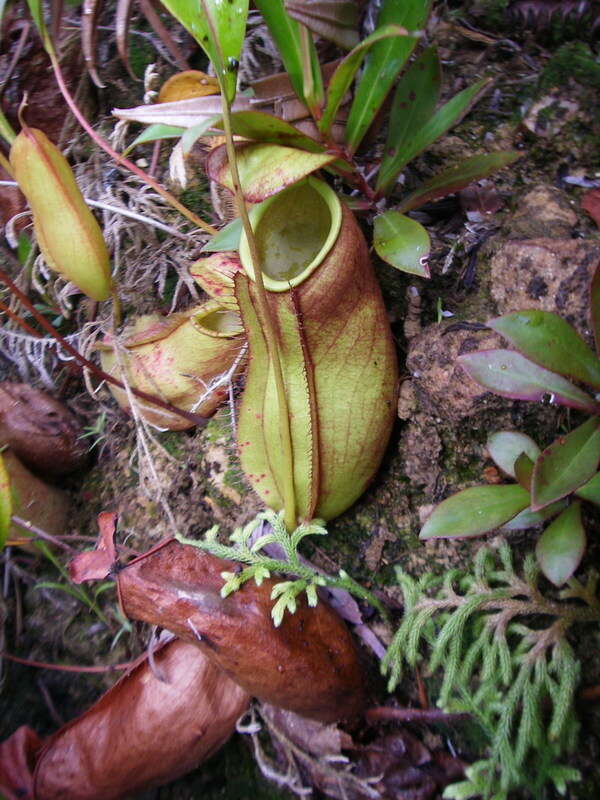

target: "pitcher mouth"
[238,177,342,293]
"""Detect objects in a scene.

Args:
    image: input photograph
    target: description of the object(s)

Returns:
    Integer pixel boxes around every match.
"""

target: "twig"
[11,516,76,553]
[1,651,137,673]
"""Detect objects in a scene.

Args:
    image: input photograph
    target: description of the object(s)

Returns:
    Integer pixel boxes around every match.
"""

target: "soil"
[1,1,600,798]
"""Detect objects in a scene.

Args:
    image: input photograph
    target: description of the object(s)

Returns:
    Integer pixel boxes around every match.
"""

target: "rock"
[406,324,506,424]
[399,414,442,495]
[489,238,600,340]
[506,185,577,239]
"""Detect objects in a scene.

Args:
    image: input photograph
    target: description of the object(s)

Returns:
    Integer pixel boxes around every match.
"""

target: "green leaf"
[487,431,540,478]
[575,471,600,506]
[514,452,534,491]
[345,0,431,154]
[489,311,600,391]
[180,117,222,154]
[123,124,186,155]
[501,499,567,531]
[159,0,248,103]
[531,416,600,510]
[318,24,413,136]
[218,110,325,152]
[376,46,441,195]
[255,0,320,106]
[398,152,521,213]
[420,484,530,539]
[200,218,243,253]
[376,76,490,193]
[373,211,430,277]
[25,0,50,48]
[206,142,335,202]
[536,503,586,586]
[0,453,11,549]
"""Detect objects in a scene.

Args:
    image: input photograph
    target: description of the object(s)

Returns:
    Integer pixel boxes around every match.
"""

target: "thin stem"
[366,706,470,724]
[220,103,297,531]
[1,650,136,673]
[0,264,208,428]
[47,50,217,236]
[11,516,76,553]
[0,298,42,337]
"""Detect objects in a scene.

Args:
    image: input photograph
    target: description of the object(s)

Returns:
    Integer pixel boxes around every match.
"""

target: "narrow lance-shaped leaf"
[536,503,586,586]
[420,484,530,539]
[376,77,490,194]
[201,218,243,253]
[219,111,326,152]
[487,431,540,478]
[318,24,413,136]
[25,0,51,48]
[373,211,430,277]
[458,350,599,414]
[397,151,521,213]
[531,416,600,510]
[489,311,600,390]
[159,0,248,102]
[0,453,12,549]
[255,0,320,107]
[575,471,600,506]
[345,0,431,154]
[377,47,441,196]
[124,124,186,155]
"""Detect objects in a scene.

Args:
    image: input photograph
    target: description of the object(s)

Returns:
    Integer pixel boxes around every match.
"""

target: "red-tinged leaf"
[489,310,600,390]
[0,453,12,550]
[206,142,335,202]
[397,152,521,213]
[582,187,600,228]
[286,0,359,49]
[419,484,530,539]
[33,640,250,800]
[376,77,491,194]
[217,110,326,152]
[373,211,430,277]
[531,416,600,510]
[345,0,431,154]
[117,539,366,722]
[592,262,600,355]
[514,452,534,491]
[0,725,42,800]
[536,503,586,586]
[486,430,540,478]
[82,0,104,88]
[69,512,118,582]
[116,0,136,79]
[318,24,412,136]
[501,499,567,531]
[458,350,599,414]
[575,470,600,506]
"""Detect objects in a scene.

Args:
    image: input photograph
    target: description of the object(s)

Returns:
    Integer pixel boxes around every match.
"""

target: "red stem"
[0,266,208,427]
[1,651,137,673]
[48,52,216,235]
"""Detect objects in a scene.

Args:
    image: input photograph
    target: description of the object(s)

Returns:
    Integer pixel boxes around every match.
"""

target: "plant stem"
[47,50,217,236]
[220,103,297,531]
